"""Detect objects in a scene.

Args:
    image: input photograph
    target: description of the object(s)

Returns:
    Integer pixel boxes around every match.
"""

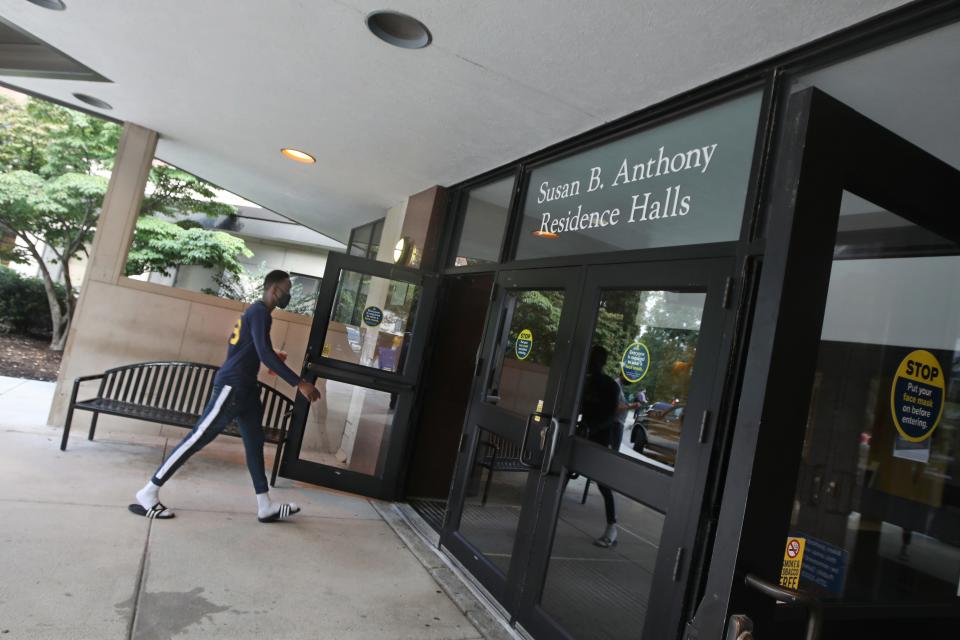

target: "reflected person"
[580,345,641,547]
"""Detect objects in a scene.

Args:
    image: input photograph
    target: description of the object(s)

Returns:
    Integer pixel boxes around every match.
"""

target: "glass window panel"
[486,289,564,416]
[287,273,321,316]
[540,481,665,639]
[349,223,373,257]
[454,177,513,266]
[298,379,397,477]
[515,92,761,260]
[457,427,532,575]
[369,219,384,259]
[786,192,960,605]
[322,269,420,374]
[579,289,705,472]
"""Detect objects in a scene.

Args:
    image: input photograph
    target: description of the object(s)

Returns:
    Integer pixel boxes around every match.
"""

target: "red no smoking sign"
[787,539,801,558]
[780,537,807,589]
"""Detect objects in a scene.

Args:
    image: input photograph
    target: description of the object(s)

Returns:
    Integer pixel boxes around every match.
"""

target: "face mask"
[277,290,291,309]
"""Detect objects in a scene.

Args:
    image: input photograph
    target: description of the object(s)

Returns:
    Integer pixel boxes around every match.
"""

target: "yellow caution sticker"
[516,329,533,360]
[779,537,806,590]
[890,349,945,443]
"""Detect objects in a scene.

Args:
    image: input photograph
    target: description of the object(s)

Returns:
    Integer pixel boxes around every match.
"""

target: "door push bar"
[743,573,823,640]
[541,417,560,478]
[519,411,550,468]
[519,413,563,477]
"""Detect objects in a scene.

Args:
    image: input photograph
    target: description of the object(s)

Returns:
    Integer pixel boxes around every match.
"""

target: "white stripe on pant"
[154,385,232,481]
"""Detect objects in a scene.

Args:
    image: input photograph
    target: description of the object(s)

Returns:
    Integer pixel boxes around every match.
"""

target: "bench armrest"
[70,374,106,404]
[73,374,106,384]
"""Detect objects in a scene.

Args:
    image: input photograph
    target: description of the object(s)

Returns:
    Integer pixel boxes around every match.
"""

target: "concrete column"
[48,123,158,426]
[82,123,158,286]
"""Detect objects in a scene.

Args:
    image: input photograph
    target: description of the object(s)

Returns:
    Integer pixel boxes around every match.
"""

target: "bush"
[0,265,67,337]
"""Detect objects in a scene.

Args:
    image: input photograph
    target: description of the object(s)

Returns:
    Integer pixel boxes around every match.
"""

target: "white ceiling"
[0,0,911,242]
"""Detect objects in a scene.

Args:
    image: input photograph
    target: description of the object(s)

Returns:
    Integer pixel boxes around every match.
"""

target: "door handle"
[519,412,549,468]
[540,417,561,477]
[744,573,823,640]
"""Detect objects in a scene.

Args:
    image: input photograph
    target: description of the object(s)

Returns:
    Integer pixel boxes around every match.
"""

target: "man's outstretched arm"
[248,306,320,401]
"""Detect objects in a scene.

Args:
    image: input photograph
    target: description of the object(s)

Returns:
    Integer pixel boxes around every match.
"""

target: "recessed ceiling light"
[26,0,66,10]
[366,11,432,49]
[281,148,316,164]
[72,93,112,110]
[532,230,560,239]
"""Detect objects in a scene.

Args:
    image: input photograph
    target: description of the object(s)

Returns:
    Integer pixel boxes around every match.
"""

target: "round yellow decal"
[515,329,533,360]
[890,349,945,443]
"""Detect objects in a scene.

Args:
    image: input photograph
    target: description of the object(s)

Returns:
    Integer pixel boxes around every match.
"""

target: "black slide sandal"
[128,502,175,519]
[258,503,300,523]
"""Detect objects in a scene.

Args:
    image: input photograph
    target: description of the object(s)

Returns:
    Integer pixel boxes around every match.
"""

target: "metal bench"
[476,432,527,505]
[59,361,294,487]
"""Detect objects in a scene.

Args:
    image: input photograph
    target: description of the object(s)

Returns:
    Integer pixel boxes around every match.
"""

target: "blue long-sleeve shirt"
[214,301,300,390]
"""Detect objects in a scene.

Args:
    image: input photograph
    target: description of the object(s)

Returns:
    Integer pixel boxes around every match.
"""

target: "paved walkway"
[0,376,494,640]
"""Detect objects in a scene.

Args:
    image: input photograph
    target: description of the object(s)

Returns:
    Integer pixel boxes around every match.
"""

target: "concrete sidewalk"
[0,377,495,640]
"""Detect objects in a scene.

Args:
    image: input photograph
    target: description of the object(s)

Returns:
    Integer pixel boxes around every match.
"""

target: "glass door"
[519,258,735,640]
[442,258,736,639]
[693,88,960,638]
[281,253,437,500]
[442,266,585,605]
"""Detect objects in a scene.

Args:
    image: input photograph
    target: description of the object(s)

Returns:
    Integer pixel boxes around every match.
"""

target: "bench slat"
[176,367,194,414]
[66,362,292,458]
[135,367,151,405]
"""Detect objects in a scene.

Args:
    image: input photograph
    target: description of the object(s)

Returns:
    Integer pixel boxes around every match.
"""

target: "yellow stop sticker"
[890,349,945,443]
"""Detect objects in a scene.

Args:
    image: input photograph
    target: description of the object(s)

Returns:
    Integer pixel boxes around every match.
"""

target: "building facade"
[274,6,960,639]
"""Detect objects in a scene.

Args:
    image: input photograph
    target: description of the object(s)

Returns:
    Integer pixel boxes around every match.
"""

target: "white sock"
[256,492,273,517]
[137,481,160,510]
[256,492,299,518]
[603,523,617,542]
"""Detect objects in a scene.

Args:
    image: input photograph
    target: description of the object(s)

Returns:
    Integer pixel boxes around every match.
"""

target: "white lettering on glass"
[533,142,717,238]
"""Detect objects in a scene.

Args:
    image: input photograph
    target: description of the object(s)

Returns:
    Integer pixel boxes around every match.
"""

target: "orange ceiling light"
[532,229,560,239]
[281,148,316,164]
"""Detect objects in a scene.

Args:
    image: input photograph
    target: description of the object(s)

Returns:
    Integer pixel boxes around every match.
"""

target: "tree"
[0,94,248,350]
[0,96,119,349]
[125,217,252,278]
[140,162,236,219]
[0,169,108,349]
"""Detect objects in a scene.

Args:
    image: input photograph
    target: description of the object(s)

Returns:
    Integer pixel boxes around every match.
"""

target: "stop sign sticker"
[890,349,945,443]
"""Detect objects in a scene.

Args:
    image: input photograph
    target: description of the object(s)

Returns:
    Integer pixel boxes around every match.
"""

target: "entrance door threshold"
[371,500,531,640]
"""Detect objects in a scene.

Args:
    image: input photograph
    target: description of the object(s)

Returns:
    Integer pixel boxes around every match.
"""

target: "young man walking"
[130,270,322,522]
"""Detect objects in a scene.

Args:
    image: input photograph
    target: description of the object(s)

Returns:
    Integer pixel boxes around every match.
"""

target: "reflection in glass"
[788,192,960,605]
[348,222,372,257]
[287,272,321,316]
[454,177,513,266]
[298,379,396,477]
[322,270,420,373]
[540,480,665,639]
[487,289,564,416]
[458,427,532,575]
[579,289,705,471]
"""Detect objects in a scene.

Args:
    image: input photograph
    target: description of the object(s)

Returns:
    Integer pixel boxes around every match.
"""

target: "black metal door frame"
[441,255,739,638]
[687,88,960,638]
[441,265,586,606]
[281,252,438,500]
[518,256,737,640]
